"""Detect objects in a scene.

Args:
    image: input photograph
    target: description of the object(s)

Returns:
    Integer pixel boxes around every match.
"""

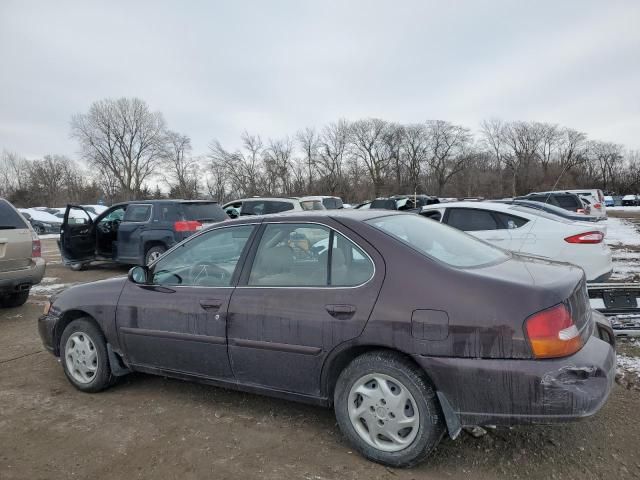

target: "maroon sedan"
[38,210,615,467]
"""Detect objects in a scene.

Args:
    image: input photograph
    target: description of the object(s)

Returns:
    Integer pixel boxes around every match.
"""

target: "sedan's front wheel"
[60,318,115,392]
[334,351,445,467]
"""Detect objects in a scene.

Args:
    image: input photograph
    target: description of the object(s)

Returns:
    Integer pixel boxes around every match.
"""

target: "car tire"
[145,245,166,266]
[69,262,86,271]
[60,318,116,393]
[334,350,445,468]
[0,290,30,308]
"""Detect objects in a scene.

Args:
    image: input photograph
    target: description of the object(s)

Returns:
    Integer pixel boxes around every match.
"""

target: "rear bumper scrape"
[413,316,616,428]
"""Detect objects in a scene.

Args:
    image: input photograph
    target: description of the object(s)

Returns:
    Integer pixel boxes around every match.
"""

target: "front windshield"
[366,214,509,268]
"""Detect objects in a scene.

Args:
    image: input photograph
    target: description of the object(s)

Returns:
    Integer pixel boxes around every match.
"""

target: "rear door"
[444,208,512,247]
[0,200,32,272]
[59,205,95,263]
[116,203,152,261]
[227,220,382,396]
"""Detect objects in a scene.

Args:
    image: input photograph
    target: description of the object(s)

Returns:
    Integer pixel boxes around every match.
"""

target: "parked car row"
[0,190,620,467]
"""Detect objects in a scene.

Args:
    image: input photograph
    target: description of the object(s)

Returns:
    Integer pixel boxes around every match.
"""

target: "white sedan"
[421,201,612,282]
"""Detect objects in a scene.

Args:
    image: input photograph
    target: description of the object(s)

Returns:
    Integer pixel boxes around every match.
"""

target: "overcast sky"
[1,0,639,159]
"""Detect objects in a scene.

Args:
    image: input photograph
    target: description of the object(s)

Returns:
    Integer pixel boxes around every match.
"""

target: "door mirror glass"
[128,265,149,284]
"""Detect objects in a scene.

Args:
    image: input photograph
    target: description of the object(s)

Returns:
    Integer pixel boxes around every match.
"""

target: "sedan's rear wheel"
[60,318,115,392]
[334,351,445,467]
[0,290,29,308]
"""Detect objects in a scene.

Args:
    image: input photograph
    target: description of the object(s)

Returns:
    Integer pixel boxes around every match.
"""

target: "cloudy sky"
[1,0,639,159]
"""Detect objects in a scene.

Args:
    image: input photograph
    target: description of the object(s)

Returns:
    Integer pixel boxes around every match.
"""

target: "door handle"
[199,299,223,311]
[326,304,356,319]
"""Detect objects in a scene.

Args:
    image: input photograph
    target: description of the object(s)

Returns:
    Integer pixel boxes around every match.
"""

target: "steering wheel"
[188,262,231,286]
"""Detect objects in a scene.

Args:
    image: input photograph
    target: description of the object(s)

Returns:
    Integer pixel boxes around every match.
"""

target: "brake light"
[174,220,202,232]
[525,304,583,358]
[564,231,604,244]
[593,203,601,209]
[31,232,41,258]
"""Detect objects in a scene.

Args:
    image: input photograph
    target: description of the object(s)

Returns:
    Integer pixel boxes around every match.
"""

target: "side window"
[0,200,28,229]
[241,201,294,215]
[331,232,374,286]
[496,212,529,229]
[159,204,180,222]
[123,204,151,222]
[152,225,255,287]
[99,207,125,224]
[446,209,498,231]
[422,210,442,222]
[556,195,579,209]
[249,224,330,286]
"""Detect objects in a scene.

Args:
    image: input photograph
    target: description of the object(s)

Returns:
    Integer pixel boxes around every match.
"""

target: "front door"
[59,205,95,263]
[116,224,257,379]
[227,221,383,396]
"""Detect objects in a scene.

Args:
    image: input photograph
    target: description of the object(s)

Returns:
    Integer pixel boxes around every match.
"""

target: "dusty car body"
[38,210,615,467]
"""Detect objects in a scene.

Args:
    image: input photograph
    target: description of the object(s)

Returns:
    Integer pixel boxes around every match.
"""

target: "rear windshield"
[240,200,294,216]
[181,202,227,222]
[370,199,397,210]
[0,200,28,230]
[366,214,509,268]
[301,200,325,211]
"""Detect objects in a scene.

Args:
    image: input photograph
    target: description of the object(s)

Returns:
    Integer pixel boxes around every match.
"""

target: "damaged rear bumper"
[413,313,616,430]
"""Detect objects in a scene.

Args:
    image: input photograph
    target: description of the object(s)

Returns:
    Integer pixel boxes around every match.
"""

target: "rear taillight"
[564,231,604,244]
[593,203,602,209]
[525,304,583,359]
[174,220,202,232]
[31,232,41,258]
[576,208,585,214]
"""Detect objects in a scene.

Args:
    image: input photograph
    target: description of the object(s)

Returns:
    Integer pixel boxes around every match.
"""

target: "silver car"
[0,199,46,307]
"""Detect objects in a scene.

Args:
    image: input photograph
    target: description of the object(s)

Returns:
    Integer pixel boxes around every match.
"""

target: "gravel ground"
[1,237,640,480]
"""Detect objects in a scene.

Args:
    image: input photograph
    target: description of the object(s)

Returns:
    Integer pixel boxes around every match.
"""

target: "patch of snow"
[617,355,640,379]
[40,277,60,284]
[30,283,70,295]
[605,217,640,247]
[607,206,640,212]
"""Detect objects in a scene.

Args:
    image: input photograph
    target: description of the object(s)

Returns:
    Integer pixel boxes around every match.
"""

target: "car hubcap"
[65,332,98,384]
[347,373,420,452]
[147,251,162,264]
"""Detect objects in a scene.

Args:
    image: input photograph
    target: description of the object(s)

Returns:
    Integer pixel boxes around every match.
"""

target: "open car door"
[59,205,96,264]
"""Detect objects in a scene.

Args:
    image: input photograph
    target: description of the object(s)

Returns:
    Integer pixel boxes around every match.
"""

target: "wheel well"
[322,345,429,404]
[53,310,101,356]
[144,241,166,256]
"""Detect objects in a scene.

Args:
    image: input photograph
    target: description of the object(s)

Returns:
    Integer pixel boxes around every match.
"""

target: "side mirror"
[128,265,149,284]
[227,209,238,219]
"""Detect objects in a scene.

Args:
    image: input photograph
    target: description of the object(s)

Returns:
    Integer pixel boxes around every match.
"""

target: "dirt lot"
[1,237,640,480]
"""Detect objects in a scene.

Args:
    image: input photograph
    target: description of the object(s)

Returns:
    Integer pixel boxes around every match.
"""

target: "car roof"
[105,199,219,208]
[225,197,300,203]
[421,201,517,213]
[212,208,405,225]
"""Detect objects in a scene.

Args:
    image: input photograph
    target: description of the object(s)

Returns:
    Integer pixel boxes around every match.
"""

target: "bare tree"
[71,97,168,200]
[400,124,429,193]
[349,118,392,196]
[317,120,349,194]
[164,131,199,199]
[425,120,472,195]
[296,127,319,191]
[0,150,28,196]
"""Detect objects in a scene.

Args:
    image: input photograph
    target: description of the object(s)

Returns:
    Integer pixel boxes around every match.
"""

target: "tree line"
[2,97,639,208]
